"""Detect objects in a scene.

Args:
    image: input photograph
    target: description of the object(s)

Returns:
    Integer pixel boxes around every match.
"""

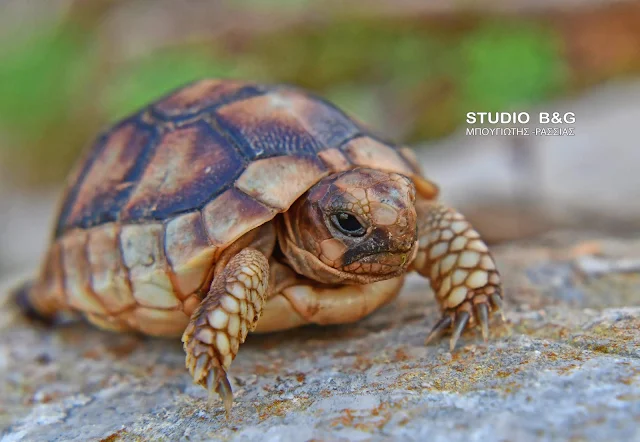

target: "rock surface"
[1,230,639,442]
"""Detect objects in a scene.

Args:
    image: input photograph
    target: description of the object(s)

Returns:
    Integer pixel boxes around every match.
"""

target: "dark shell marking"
[120,120,244,221]
[56,121,158,237]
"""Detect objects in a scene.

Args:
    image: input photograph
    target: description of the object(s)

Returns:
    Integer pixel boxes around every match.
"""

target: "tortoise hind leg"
[13,281,49,323]
[182,248,269,417]
[12,280,72,325]
[13,243,76,324]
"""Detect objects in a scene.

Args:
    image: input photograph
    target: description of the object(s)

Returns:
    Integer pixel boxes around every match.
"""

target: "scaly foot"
[182,248,269,416]
[414,201,505,350]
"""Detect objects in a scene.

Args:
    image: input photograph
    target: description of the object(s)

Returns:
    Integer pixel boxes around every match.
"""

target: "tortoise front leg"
[182,248,269,416]
[412,200,504,351]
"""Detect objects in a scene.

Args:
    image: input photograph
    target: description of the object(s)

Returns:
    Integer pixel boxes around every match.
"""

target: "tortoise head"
[278,168,419,284]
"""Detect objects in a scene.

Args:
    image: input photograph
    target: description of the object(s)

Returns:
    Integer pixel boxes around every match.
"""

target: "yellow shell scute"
[235,155,329,210]
[165,212,216,296]
[120,224,179,309]
[60,231,107,315]
[343,137,414,176]
[202,188,276,247]
[171,249,216,299]
[87,224,136,313]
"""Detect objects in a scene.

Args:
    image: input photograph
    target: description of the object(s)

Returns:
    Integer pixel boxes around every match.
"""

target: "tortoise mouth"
[340,243,417,277]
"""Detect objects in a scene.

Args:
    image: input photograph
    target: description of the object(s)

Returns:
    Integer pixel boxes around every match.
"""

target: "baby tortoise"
[14,79,504,415]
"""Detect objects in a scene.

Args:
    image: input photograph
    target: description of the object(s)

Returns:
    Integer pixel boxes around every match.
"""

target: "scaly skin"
[182,248,269,416]
[412,201,504,350]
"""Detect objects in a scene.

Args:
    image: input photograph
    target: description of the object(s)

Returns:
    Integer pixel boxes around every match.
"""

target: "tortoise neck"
[276,194,342,283]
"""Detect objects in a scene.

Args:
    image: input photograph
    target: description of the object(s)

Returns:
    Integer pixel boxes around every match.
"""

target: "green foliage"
[323,83,383,128]
[0,24,94,144]
[247,21,448,89]
[244,20,457,134]
[232,0,316,11]
[460,22,567,113]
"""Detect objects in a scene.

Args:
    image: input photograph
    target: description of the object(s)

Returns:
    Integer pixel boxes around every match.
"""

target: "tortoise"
[14,79,504,414]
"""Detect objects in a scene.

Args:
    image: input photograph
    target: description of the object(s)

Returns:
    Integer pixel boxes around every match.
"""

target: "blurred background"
[0,0,639,279]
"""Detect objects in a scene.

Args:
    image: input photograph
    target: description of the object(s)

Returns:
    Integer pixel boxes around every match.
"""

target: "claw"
[206,369,216,393]
[218,372,233,418]
[206,366,233,419]
[475,303,490,342]
[193,354,209,383]
[490,293,506,322]
[449,311,470,351]
[425,314,453,345]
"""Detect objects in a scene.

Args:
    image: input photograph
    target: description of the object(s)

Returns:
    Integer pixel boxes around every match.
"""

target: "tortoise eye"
[332,212,366,237]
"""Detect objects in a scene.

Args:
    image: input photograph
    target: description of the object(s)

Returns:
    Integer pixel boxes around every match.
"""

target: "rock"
[1,231,639,441]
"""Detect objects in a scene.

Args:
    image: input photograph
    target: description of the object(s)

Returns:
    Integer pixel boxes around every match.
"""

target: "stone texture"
[1,231,639,442]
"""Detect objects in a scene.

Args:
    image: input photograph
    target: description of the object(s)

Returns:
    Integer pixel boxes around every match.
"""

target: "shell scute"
[60,231,107,314]
[202,188,277,246]
[120,224,178,309]
[165,211,217,296]
[235,155,329,210]
[342,136,415,176]
[120,120,244,221]
[153,79,265,120]
[318,148,352,172]
[37,242,66,306]
[56,120,158,236]
[87,223,136,313]
[214,89,360,160]
[276,88,361,147]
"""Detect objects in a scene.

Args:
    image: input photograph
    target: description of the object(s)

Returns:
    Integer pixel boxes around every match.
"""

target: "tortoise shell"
[39,79,437,336]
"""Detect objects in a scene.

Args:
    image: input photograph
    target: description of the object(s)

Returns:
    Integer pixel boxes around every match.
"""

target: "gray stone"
[1,231,639,441]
